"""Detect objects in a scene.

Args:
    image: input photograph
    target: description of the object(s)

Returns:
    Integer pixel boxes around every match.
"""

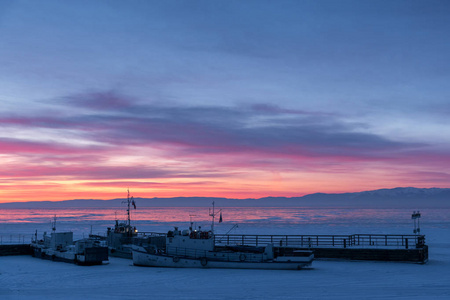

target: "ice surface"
[1,208,449,299]
[1,249,449,300]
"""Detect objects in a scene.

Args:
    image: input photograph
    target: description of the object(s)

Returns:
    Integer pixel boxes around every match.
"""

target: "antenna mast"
[412,211,421,234]
[127,188,131,227]
[189,214,197,232]
[209,201,222,233]
[52,215,57,232]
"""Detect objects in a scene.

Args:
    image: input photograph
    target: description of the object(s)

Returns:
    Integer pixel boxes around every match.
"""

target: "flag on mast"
[219,211,223,223]
[131,196,136,209]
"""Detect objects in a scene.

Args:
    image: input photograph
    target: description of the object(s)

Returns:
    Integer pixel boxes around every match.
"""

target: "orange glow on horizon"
[0,166,438,203]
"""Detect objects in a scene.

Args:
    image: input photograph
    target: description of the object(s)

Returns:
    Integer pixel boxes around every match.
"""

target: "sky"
[0,0,449,202]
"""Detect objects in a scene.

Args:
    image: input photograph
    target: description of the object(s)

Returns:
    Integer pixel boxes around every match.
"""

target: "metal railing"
[0,234,33,245]
[214,234,426,250]
[166,246,208,258]
[137,232,166,237]
[166,246,265,262]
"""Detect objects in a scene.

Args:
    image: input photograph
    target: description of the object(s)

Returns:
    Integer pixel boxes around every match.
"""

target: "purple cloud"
[0,91,429,163]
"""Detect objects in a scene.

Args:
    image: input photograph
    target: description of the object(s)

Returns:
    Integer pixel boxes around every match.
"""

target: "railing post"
[405,238,408,249]
[332,236,334,246]
[385,235,387,246]
[343,239,346,248]
[417,235,425,248]
[256,236,258,247]
[316,236,319,246]
[242,235,244,245]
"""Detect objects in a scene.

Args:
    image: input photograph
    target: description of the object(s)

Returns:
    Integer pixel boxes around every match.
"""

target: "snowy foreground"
[1,207,450,299]
[1,246,449,300]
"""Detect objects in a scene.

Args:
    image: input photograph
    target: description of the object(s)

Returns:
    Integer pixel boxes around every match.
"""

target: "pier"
[0,244,33,256]
[1,233,428,263]
[214,233,428,263]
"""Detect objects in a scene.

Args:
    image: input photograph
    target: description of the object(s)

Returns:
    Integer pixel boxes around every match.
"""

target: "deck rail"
[214,234,425,250]
[167,245,208,258]
[0,234,33,245]
[166,246,265,262]
[137,232,166,237]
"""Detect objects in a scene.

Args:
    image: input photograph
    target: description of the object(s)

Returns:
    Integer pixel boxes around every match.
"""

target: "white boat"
[132,203,313,270]
[31,218,109,266]
[132,229,313,270]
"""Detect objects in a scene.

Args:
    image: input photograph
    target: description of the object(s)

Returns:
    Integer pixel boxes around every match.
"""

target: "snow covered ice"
[2,249,449,300]
[1,207,449,299]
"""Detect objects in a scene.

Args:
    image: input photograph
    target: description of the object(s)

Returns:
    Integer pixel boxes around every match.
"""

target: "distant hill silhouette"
[1,187,449,209]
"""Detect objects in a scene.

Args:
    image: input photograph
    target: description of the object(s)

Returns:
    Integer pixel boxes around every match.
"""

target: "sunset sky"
[1,1,449,202]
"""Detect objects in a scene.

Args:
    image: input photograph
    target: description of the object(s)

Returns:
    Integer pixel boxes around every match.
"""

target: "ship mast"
[209,201,222,234]
[127,188,131,227]
[52,215,57,232]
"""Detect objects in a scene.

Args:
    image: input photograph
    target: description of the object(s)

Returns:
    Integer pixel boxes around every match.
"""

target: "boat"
[107,189,165,258]
[132,203,314,270]
[106,189,138,258]
[31,217,109,266]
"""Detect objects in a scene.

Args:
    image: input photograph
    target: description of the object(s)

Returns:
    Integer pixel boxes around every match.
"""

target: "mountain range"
[1,187,449,208]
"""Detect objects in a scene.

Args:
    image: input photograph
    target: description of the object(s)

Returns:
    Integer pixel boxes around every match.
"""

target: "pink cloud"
[1,91,448,201]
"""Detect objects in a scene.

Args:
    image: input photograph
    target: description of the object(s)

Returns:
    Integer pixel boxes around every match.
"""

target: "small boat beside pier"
[30,217,109,266]
[106,189,165,258]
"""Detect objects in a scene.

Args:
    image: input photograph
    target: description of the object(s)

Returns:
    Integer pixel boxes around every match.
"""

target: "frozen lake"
[1,207,449,239]
[1,207,449,299]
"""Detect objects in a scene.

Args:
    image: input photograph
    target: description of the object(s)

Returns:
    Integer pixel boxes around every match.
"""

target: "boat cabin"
[43,232,73,250]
